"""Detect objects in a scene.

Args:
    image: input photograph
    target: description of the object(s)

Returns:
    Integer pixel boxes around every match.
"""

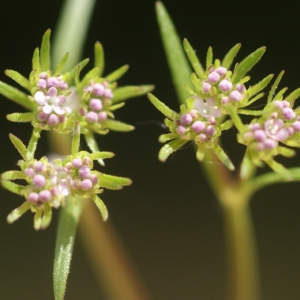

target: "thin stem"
[79,199,151,300]
[220,187,260,300]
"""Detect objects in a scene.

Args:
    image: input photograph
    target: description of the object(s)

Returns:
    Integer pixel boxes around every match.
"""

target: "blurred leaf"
[40,29,51,71]
[112,85,154,103]
[26,127,41,161]
[92,195,108,221]
[267,70,284,103]
[94,42,104,76]
[183,38,204,77]
[9,133,27,160]
[0,81,35,110]
[247,74,274,98]
[285,87,300,107]
[1,180,24,195]
[54,52,69,74]
[32,47,40,73]
[84,132,105,166]
[206,46,213,69]
[7,112,35,122]
[1,170,25,181]
[90,151,115,160]
[7,201,31,223]
[5,70,32,91]
[158,138,187,162]
[156,2,191,103]
[213,144,235,171]
[105,119,134,132]
[105,65,129,82]
[99,174,132,190]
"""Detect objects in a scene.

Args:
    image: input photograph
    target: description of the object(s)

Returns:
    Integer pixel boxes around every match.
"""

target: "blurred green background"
[1,1,300,299]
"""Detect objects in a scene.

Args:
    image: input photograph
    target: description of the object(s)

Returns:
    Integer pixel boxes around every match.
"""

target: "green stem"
[220,187,260,300]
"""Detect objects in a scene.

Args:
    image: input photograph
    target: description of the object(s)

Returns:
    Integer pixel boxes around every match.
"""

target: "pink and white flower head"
[193,96,222,119]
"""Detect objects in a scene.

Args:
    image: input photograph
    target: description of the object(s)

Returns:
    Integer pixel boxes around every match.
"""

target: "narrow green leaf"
[68,58,90,83]
[7,201,31,224]
[183,38,204,77]
[53,196,83,300]
[242,93,265,108]
[0,81,35,110]
[26,127,41,160]
[105,65,129,82]
[196,149,205,161]
[71,122,80,155]
[1,180,25,195]
[32,47,40,73]
[112,85,154,103]
[213,144,235,171]
[237,109,263,116]
[247,74,274,98]
[9,133,27,160]
[99,173,132,190]
[285,87,300,106]
[40,29,51,71]
[240,151,256,181]
[267,71,284,103]
[1,170,25,181]
[34,209,43,230]
[277,146,295,157]
[156,2,191,103]
[54,52,69,74]
[148,93,178,120]
[41,204,52,230]
[94,42,104,76]
[265,159,293,180]
[84,132,105,166]
[78,67,101,91]
[206,46,213,69]
[90,151,115,161]
[105,119,134,132]
[158,133,177,143]
[221,43,241,70]
[92,195,108,221]
[232,47,266,83]
[5,70,32,91]
[7,112,35,122]
[158,138,187,162]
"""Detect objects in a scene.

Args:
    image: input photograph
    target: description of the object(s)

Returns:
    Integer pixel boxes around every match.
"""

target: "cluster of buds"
[239,99,300,159]
[80,81,113,124]
[33,72,72,129]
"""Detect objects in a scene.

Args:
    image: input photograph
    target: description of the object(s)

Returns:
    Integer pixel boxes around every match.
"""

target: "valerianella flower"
[183,39,274,117]
[148,93,234,170]
[1,134,132,230]
[0,30,154,152]
[237,73,300,177]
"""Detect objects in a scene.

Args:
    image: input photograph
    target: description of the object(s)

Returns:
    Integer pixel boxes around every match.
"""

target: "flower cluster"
[1,144,131,230]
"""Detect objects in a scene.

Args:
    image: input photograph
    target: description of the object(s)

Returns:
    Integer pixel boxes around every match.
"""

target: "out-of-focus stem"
[79,199,151,300]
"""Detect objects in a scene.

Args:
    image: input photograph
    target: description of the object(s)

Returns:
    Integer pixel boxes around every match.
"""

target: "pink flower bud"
[235,83,246,93]
[93,83,105,96]
[219,80,232,92]
[264,139,278,149]
[180,113,193,125]
[176,125,186,135]
[33,174,46,188]
[205,125,215,136]
[191,121,205,133]
[207,71,220,84]
[47,77,59,88]
[34,161,44,172]
[48,114,59,126]
[98,111,107,121]
[89,98,103,111]
[282,107,296,120]
[253,129,266,142]
[86,111,98,123]
[39,190,52,202]
[215,67,227,76]
[78,166,91,179]
[72,158,82,168]
[229,90,242,102]
[37,79,47,90]
[81,179,92,191]
[28,192,39,203]
[202,82,212,94]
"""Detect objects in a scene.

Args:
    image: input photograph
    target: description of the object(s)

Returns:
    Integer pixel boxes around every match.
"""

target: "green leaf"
[237,109,263,116]
[90,151,115,161]
[148,93,178,120]
[247,74,274,98]
[105,65,129,82]
[112,85,154,103]
[32,48,40,73]
[99,173,132,190]
[84,132,105,166]
[41,204,52,230]
[69,58,90,83]
[265,159,293,180]
[94,42,104,76]
[206,46,213,69]
[7,201,31,224]
[54,52,69,74]
[78,67,101,91]
[105,119,134,132]
[213,144,235,171]
[7,112,35,122]
[232,47,266,83]
[0,81,35,110]
[34,209,43,230]
[92,195,108,221]
[1,170,26,181]
[5,70,32,91]
[40,29,51,71]
[1,180,25,195]
[196,148,205,161]
[183,38,204,77]
[158,138,187,162]
[240,151,256,181]
[156,2,191,103]
[285,87,300,107]
[9,133,27,160]
[221,43,241,70]
[26,127,41,160]
[158,133,177,143]
[53,196,83,300]
[267,70,284,103]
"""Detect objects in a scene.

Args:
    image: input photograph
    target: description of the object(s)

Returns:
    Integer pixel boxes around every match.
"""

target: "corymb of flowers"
[148,39,300,177]
[0,30,153,229]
